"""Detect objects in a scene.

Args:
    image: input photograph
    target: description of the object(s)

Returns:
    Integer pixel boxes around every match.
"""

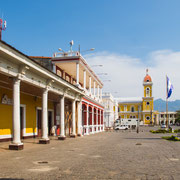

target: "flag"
[167,76,173,99]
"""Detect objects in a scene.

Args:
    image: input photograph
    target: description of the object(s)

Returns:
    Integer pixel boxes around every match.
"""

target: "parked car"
[161,124,166,128]
[115,125,128,130]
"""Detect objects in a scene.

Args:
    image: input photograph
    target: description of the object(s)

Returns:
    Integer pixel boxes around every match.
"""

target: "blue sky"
[1,0,180,100]
[1,0,180,57]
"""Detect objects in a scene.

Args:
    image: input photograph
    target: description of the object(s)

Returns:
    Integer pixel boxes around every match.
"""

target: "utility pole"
[137,105,139,133]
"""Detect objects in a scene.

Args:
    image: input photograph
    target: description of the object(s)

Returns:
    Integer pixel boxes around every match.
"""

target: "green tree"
[175,110,180,124]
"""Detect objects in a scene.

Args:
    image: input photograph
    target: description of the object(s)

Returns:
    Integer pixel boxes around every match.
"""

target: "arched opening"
[89,106,92,132]
[146,87,150,97]
[94,108,97,131]
[82,104,87,134]
[131,106,135,112]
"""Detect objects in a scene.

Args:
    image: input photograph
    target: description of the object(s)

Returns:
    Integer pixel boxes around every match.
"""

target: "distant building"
[158,112,176,125]
[102,93,118,128]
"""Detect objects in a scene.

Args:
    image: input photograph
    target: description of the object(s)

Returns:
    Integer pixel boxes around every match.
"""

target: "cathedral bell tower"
[142,69,154,125]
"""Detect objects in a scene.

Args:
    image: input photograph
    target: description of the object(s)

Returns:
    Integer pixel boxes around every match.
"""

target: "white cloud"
[85,50,180,100]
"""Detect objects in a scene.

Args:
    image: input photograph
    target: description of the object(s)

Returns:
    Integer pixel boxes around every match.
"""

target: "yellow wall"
[142,100,153,111]
[0,87,54,136]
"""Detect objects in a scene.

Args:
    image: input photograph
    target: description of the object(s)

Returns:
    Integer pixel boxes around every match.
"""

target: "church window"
[146,116,150,120]
[146,87,150,97]
[146,102,150,105]
[131,106,135,112]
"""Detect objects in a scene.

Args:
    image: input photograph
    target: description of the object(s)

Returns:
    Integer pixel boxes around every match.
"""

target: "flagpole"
[166,75,169,130]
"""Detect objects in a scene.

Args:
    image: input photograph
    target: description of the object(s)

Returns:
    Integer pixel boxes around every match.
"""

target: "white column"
[97,85,99,99]
[76,62,79,85]
[12,78,22,145]
[72,100,76,136]
[89,77,91,95]
[59,95,66,139]
[92,107,94,133]
[83,70,86,90]
[86,104,89,135]
[52,64,56,73]
[96,109,99,132]
[102,110,104,131]
[77,101,82,136]
[93,81,96,97]
[100,88,102,100]
[41,88,49,141]
[100,110,102,132]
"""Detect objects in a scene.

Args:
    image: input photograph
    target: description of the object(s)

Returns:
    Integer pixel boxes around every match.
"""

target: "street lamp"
[97,73,108,75]
[103,80,111,82]
[91,65,103,67]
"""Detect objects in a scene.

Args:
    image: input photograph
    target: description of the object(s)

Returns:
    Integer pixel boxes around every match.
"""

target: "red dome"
[143,69,152,82]
[144,75,152,82]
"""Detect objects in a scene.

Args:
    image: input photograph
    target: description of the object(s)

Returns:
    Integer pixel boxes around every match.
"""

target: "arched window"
[57,70,62,77]
[131,106,134,112]
[146,87,150,97]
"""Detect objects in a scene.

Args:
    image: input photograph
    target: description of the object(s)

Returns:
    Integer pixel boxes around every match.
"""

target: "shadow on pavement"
[0,179,24,180]
[125,137,162,140]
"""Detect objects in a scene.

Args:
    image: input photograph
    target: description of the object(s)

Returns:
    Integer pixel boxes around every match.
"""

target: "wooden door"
[37,109,42,137]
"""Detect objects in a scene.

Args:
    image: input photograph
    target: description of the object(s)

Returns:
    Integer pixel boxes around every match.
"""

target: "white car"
[115,125,128,130]
[161,124,166,128]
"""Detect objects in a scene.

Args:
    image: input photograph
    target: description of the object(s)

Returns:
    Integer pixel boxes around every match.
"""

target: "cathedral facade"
[117,70,154,126]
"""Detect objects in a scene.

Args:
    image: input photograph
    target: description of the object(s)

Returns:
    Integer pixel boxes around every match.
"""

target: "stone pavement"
[0,127,180,180]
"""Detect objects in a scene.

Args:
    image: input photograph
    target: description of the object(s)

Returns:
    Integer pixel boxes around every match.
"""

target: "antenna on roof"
[0,13,7,40]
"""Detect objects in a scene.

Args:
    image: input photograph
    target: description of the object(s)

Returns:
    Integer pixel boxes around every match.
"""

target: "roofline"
[52,55,103,87]
[29,56,52,59]
[0,40,84,93]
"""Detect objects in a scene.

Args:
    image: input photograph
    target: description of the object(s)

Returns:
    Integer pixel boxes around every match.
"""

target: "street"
[0,127,180,180]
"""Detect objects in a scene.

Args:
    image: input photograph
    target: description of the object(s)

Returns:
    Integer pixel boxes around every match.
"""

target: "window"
[130,116,132,118]
[146,116,150,120]
[124,105,127,112]
[147,80,149,82]
[161,114,163,118]
[128,120,131,121]
[118,107,120,112]
[131,106,135,112]
[146,87,150,97]
[133,116,135,118]
[146,102,150,105]
[57,70,62,77]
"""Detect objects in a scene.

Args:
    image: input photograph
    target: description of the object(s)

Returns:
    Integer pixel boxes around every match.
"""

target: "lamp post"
[137,105,140,133]
[91,65,103,68]
[103,80,111,82]
[97,73,108,75]
[0,18,7,40]
[53,41,95,57]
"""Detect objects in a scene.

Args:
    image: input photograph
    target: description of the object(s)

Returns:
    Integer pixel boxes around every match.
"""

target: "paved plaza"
[0,127,180,180]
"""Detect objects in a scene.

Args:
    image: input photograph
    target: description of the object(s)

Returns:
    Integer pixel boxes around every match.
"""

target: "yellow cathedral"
[116,69,154,126]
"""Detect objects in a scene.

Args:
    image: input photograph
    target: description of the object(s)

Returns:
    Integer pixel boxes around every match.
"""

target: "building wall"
[0,87,53,138]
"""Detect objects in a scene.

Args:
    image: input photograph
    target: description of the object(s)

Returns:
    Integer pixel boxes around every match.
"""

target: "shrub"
[162,135,180,141]
[150,129,169,133]
[174,129,180,133]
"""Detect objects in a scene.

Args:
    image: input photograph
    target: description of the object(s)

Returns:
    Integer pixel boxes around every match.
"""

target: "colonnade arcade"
[82,102,104,135]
